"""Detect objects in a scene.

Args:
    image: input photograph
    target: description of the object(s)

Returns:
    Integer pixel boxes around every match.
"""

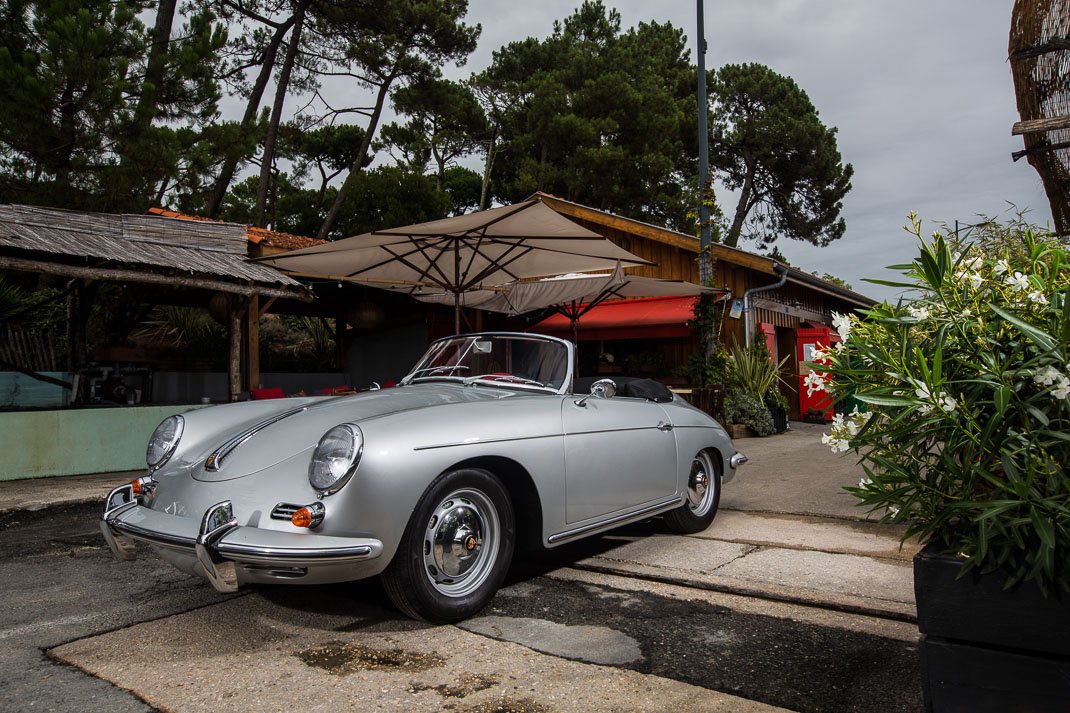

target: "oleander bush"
[811,215,1070,593]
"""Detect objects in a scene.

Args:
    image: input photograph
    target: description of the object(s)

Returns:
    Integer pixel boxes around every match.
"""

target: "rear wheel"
[382,468,514,623]
[664,450,722,534]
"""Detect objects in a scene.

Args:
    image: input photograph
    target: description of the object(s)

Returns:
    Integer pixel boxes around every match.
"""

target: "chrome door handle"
[656,421,674,431]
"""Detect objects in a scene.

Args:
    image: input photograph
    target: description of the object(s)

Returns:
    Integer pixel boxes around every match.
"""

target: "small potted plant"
[723,340,788,437]
[810,216,1069,712]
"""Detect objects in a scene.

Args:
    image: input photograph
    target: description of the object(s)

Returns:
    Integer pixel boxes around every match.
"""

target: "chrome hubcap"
[687,453,716,515]
[423,488,499,597]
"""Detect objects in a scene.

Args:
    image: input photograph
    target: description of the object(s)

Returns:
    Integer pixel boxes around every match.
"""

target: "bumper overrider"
[100,483,384,593]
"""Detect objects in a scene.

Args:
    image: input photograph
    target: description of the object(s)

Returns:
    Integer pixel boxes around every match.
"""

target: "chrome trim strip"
[104,508,381,565]
[109,519,197,548]
[102,483,137,518]
[216,541,377,561]
[205,406,307,471]
[547,496,682,544]
[414,432,562,451]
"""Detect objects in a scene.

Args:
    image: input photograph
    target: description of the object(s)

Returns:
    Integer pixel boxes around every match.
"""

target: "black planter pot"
[913,546,1070,712]
[768,405,788,433]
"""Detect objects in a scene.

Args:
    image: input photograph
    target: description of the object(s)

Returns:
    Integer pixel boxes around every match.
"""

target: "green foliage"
[729,340,787,401]
[221,165,450,239]
[819,272,852,290]
[477,1,697,229]
[724,385,775,437]
[0,276,29,321]
[380,78,488,187]
[133,305,222,349]
[0,0,224,211]
[710,63,853,249]
[259,314,336,371]
[818,215,1070,593]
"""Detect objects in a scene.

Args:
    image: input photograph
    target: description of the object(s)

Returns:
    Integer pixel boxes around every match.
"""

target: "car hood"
[187,383,517,482]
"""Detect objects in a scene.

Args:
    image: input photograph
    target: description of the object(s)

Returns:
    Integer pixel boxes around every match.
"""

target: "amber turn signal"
[292,507,313,528]
[291,502,324,529]
[130,476,155,496]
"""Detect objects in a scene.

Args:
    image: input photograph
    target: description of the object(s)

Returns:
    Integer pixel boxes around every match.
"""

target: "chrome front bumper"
[100,484,384,593]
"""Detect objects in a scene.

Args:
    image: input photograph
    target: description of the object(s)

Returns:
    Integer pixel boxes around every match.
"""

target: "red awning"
[530,296,699,340]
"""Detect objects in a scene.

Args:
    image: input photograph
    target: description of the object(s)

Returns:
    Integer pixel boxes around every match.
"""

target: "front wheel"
[663,450,722,534]
[382,468,514,623]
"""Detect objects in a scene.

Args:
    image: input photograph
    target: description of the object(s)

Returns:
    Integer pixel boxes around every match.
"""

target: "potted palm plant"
[810,216,1069,712]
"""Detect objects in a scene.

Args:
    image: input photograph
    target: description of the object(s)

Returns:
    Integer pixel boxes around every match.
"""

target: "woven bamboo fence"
[1010,0,1070,235]
[0,325,60,372]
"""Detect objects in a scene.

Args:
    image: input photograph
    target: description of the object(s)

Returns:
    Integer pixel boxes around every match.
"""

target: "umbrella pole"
[454,292,461,335]
[571,317,580,373]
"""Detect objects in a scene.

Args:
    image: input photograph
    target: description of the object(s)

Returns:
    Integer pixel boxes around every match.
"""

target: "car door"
[560,394,678,523]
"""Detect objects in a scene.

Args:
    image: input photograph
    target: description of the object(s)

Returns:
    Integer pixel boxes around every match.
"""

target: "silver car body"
[101,333,744,593]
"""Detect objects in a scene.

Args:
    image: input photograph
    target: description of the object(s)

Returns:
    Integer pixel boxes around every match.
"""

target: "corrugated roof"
[0,204,303,291]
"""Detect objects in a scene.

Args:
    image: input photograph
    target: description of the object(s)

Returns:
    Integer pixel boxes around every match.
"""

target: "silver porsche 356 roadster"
[101,332,746,622]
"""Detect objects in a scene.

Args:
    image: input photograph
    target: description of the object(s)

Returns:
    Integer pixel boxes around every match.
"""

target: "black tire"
[663,450,722,534]
[382,468,514,623]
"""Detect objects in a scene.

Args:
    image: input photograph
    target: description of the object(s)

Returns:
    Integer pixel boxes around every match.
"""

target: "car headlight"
[146,415,184,471]
[308,424,363,494]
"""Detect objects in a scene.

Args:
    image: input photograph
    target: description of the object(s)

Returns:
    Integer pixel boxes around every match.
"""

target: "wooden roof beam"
[0,254,312,301]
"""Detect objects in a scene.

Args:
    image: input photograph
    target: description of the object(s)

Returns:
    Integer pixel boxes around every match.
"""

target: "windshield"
[402,334,570,392]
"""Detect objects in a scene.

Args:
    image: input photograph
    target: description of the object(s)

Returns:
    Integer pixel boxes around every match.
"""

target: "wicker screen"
[1010,0,1070,234]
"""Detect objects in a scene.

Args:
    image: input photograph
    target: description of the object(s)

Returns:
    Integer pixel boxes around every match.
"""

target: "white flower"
[961,308,973,318]
[822,432,850,453]
[810,344,829,361]
[914,382,955,414]
[804,371,828,397]
[994,259,1010,276]
[967,272,984,289]
[1028,290,1049,306]
[1005,271,1031,292]
[888,506,900,517]
[859,476,872,488]
[1053,375,1070,400]
[1034,365,1061,386]
[833,341,847,354]
[907,304,930,320]
[831,312,853,341]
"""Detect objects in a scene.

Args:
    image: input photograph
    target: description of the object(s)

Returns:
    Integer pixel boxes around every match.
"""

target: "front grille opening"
[271,503,302,521]
[244,565,308,579]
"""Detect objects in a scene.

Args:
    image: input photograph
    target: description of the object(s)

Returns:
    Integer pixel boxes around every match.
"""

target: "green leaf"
[1030,509,1056,549]
[854,393,915,407]
[861,278,919,289]
[994,386,1012,415]
[988,304,1057,352]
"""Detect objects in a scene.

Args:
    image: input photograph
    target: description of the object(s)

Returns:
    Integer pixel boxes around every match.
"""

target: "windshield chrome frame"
[400,332,574,395]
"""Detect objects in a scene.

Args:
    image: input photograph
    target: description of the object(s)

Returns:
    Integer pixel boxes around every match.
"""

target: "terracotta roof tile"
[146,207,326,249]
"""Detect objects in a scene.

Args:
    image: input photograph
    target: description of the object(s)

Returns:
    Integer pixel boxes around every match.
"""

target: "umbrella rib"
[462,243,533,289]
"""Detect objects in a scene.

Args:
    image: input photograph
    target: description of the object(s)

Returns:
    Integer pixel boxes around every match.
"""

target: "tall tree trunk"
[318,73,394,239]
[479,132,497,211]
[254,2,306,227]
[111,0,177,208]
[204,16,294,217]
[725,156,757,248]
[125,0,178,153]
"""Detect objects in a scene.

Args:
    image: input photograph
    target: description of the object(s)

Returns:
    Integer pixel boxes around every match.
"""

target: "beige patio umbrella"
[257,200,652,333]
[415,262,718,343]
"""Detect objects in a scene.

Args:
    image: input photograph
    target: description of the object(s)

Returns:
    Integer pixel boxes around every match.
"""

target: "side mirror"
[574,378,617,407]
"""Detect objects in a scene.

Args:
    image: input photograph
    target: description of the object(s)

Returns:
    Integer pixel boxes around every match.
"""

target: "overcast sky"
[439,0,1051,301]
